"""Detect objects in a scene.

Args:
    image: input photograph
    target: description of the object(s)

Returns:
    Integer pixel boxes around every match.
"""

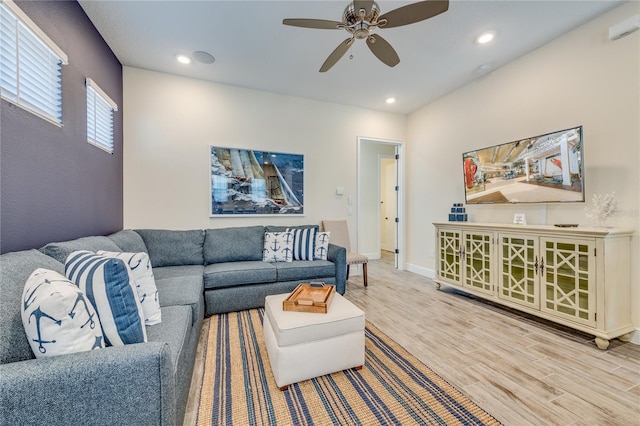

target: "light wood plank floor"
[185,252,640,425]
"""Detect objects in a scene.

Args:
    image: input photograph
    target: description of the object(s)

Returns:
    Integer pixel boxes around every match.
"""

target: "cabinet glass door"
[498,234,539,309]
[438,229,462,283]
[540,238,596,327]
[463,232,493,295]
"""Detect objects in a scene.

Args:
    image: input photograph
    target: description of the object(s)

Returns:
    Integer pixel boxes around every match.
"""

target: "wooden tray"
[282,282,335,314]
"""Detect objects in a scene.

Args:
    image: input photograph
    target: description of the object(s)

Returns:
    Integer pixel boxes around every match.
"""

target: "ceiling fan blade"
[320,38,354,72]
[282,18,343,30]
[366,34,400,67]
[378,0,449,29]
[354,0,374,16]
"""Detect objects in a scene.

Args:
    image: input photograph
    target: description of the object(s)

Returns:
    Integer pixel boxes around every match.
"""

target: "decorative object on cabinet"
[434,222,633,350]
[210,146,304,216]
[448,203,468,221]
[512,213,527,225]
[584,192,618,227]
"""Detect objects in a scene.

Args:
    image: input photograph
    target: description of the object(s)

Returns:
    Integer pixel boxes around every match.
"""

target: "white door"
[380,157,397,253]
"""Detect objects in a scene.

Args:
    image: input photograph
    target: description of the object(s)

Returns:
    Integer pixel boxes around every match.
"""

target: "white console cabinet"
[434,222,634,349]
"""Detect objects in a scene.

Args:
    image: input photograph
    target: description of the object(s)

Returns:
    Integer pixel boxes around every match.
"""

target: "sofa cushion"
[21,268,104,358]
[155,275,204,327]
[204,226,264,264]
[204,261,276,290]
[153,265,205,280]
[263,231,294,263]
[65,251,147,346]
[146,305,191,374]
[108,229,148,254]
[273,260,336,282]
[0,250,65,364]
[39,236,122,264]
[98,251,162,326]
[135,229,205,267]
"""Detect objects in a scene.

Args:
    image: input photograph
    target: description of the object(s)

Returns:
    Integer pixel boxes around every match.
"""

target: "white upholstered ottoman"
[263,292,365,390]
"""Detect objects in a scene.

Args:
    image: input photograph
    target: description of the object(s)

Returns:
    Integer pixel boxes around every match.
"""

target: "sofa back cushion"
[204,226,265,264]
[0,250,65,364]
[135,229,205,267]
[39,236,122,264]
[108,229,148,254]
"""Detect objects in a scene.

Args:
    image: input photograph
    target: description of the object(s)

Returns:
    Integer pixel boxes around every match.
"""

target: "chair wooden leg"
[346,264,350,280]
[363,263,368,287]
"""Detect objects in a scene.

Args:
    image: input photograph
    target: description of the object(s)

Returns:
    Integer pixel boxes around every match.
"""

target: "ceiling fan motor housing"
[343,1,381,39]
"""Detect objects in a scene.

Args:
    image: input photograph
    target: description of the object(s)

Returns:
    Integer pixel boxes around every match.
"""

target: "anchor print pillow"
[65,251,147,346]
[263,232,294,263]
[97,250,161,325]
[21,268,104,358]
[315,232,330,261]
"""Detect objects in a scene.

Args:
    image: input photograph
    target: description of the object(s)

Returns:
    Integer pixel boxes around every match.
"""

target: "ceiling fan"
[283,0,449,72]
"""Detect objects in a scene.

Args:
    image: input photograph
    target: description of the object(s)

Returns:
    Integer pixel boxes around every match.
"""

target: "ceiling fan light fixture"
[476,31,496,45]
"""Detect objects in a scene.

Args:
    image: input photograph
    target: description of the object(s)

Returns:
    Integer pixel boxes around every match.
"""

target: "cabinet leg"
[594,337,610,350]
[435,282,441,290]
[618,333,632,342]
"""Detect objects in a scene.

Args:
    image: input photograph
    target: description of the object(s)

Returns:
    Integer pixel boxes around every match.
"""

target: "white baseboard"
[405,263,435,279]
[363,252,380,260]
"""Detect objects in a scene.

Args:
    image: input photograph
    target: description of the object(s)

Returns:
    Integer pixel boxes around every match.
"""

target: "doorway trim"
[357,136,404,271]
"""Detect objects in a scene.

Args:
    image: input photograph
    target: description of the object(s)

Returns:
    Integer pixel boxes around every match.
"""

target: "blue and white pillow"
[263,232,294,263]
[287,227,318,261]
[98,250,161,325]
[21,268,104,358]
[315,231,331,260]
[65,251,147,346]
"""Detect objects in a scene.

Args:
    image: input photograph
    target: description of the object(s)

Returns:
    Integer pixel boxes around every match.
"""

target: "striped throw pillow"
[98,250,161,325]
[287,227,317,261]
[65,251,147,346]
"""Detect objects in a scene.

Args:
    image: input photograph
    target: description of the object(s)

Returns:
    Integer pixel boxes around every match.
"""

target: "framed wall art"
[210,146,304,216]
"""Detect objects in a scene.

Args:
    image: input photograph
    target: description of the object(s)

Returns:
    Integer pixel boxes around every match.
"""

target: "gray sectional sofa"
[0,225,347,425]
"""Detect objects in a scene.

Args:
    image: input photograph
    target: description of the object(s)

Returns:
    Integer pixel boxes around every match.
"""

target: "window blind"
[0,1,67,125]
[86,78,117,153]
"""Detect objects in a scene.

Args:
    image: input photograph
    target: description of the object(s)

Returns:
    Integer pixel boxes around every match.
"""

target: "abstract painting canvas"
[210,146,304,215]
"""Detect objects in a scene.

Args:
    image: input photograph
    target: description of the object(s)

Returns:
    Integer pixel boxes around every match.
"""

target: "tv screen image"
[463,126,584,204]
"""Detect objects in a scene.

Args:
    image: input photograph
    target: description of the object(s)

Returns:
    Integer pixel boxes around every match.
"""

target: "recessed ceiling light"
[176,54,192,64]
[385,97,396,104]
[476,31,496,45]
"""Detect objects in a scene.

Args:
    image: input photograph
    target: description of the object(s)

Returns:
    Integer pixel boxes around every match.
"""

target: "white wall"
[122,67,406,233]
[406,3,640,332]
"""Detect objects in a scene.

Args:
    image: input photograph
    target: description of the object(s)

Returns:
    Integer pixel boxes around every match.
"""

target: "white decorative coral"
[584,192,618,226]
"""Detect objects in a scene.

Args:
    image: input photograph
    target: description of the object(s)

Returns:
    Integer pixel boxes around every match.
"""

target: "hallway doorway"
[357,137,403,270]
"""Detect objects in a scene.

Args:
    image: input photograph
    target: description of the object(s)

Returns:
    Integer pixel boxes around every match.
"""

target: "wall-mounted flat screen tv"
[463,126,584,204]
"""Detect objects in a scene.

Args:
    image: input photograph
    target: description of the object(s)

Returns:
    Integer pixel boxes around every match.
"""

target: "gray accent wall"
[0,1,123,254]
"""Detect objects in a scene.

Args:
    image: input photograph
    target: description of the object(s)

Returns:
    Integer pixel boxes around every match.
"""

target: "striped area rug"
[196,309,501,426]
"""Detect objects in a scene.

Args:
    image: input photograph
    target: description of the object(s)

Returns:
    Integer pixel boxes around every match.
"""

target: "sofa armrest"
[327,243,347,294]
[0,342,175,426]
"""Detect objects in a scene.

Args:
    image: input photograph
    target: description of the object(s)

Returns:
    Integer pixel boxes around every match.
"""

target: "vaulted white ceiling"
[78,0,624,114]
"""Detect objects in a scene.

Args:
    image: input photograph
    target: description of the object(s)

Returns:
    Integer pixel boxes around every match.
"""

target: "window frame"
[86,78,118,154]
[0,0,68,126]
